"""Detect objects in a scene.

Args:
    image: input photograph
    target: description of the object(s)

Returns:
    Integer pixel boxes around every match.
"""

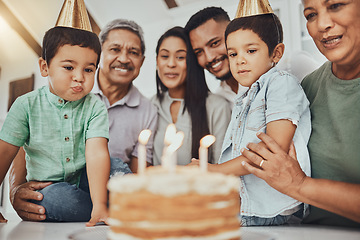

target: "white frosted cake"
[107,166,241,240]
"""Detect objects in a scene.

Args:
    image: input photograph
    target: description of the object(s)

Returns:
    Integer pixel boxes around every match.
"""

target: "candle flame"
[200,135,216,148]
[138,129,152,145]
[164,123,176,145]
[167,131,184,153]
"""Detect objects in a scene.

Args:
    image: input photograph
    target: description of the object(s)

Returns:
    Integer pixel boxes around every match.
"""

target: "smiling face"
[39,44,97,101]
[99,28,145,87]
[156,36,187,97]
[189,19,231,81]
[303,0,360,66]
[226,29,274,87]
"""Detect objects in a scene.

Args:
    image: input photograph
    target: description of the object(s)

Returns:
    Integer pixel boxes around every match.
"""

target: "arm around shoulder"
[0,140,19,186]
[297,176,360,223]
[206,94,231,163]
[0,139,19,222]
[9,150,51,221]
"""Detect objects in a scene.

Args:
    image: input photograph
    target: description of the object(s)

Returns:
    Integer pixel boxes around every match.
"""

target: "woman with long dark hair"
[152,26,231,165]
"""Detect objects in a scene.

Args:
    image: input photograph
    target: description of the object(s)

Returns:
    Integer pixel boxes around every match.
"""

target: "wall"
[0,17,40,122]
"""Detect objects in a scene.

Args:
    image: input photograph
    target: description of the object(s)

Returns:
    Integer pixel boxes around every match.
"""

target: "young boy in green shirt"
[0,26,110,226]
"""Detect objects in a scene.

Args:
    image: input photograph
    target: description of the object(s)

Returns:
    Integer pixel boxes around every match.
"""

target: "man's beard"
[216,70,233,81]
[206,55,233,81]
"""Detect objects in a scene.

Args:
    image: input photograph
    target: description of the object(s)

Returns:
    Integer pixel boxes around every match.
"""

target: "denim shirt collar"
[234,67,278,107]
[257,66,278,88]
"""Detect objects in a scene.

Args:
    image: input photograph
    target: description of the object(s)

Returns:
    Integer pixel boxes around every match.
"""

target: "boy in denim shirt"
[192,13,311,226]
[0,26,110,226]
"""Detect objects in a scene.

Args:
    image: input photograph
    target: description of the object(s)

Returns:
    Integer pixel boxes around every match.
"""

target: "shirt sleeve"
[0,97,29,147]
[133,100,158,165]
[207,94,232,164]
[85,97,109,140]
[265,72,310,126]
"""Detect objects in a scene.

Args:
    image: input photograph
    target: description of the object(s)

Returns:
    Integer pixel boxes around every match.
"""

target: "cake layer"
[108,166,240,197]
[108,217,240,238]
[109,191,240,221]
[108,229,241,240]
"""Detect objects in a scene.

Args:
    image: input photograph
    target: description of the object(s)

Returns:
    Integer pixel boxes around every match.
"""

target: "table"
[1,213,359,240]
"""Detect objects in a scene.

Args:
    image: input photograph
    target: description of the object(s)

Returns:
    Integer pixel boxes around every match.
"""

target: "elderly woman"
[241,0,360,228]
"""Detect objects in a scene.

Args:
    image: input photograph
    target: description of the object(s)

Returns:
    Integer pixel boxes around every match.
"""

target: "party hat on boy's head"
[235,0,274,18]
[56,0,92,32]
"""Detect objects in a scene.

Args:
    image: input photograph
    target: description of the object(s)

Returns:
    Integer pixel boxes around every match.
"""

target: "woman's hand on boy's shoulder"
[241,132,306,197]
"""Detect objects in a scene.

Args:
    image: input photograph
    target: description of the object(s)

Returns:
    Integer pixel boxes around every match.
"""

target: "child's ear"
[272,43,285,64]
[38,57,49,77]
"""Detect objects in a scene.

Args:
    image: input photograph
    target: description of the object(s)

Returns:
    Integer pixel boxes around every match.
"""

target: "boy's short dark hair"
[42,26,101,66]
[185,6,230,33]
[225,13,283,56]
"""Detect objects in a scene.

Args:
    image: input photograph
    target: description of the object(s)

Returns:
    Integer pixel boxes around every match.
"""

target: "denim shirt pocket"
[245,98,266,131]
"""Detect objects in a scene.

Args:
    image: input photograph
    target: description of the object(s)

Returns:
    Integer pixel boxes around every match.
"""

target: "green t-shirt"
[301,61,360,228]
[0,86,109,185]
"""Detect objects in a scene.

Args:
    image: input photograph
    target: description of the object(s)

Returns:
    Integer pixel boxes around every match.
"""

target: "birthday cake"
[107,166,241,240]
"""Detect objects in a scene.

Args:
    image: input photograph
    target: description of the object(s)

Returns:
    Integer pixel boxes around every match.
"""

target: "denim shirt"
[219,67,311,217]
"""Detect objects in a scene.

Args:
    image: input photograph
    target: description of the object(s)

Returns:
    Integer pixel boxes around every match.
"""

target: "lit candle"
[199,135,216,172]
[161,124,177,169]
[138,129,151,174]
[164,124,176,146]
[166,131,184,173]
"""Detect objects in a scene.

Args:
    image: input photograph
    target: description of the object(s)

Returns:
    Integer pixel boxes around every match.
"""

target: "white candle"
[164,124,176,146]
[138,129,151,174]
[199,146,207,172]
[199,135,216,172]
[161,124,177,168]
[166,131,184,173]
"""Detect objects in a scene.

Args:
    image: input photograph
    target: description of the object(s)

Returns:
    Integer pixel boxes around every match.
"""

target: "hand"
[86,203,108,227]
[10,181,52,221]
[241,132,307,197]
[187,158,200,166]
[0,212,7,223]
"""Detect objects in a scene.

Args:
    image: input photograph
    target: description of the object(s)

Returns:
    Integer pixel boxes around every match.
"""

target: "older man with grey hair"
[93,19,157,171]
[9,19,158,221]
